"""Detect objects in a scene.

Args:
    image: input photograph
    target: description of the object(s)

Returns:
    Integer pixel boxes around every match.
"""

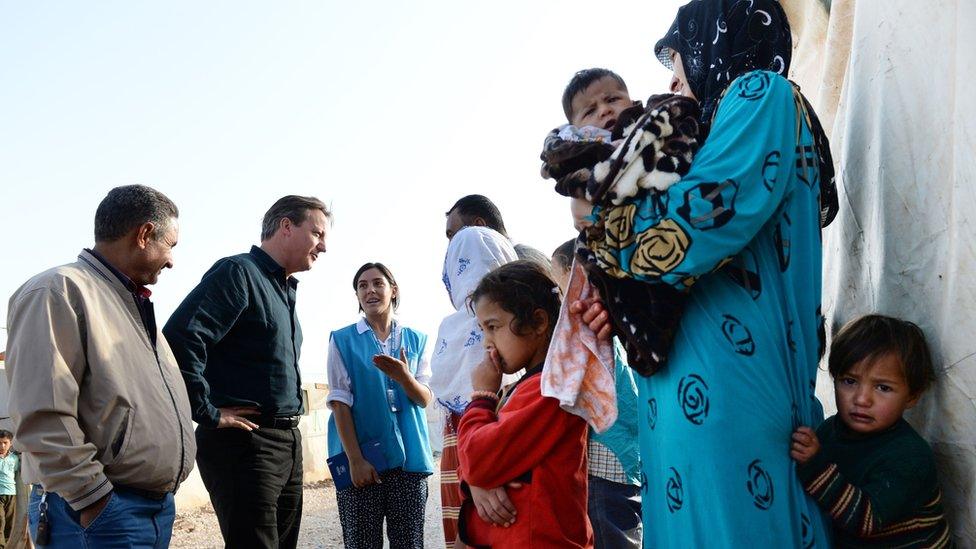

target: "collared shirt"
[587,440,628,484]
[84,248,157,348]
[0,452,19,495]
[163,246,303,428]
[326,318,432,407]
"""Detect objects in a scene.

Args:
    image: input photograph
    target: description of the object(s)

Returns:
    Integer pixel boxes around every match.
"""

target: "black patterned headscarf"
[654,0,838,228]
[655,0,792,123]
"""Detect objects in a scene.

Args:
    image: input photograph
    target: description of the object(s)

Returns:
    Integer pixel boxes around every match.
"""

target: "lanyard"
[369,319,399,357]
[369,319,402,413]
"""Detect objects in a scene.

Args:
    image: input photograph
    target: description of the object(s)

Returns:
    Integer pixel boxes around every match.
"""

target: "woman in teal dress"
[610,1,840,546]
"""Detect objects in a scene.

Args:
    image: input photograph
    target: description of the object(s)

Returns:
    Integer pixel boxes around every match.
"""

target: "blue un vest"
[326,323,434,475]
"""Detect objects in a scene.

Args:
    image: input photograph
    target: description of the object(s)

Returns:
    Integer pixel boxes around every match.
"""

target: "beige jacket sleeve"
[5,286,113,510]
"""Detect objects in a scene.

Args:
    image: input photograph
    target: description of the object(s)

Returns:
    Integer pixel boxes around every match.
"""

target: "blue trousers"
[28,486,175,549]
[588,476,643,549]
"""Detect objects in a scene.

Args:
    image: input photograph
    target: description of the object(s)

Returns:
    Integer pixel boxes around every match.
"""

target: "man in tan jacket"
[4,185,195,548]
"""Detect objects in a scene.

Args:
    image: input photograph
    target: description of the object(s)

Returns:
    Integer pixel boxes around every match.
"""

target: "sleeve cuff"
[463,398,496,415]
[796,450,833,485]
[326,390,354,408]
[195,405,222,429]
[65,475,114,511]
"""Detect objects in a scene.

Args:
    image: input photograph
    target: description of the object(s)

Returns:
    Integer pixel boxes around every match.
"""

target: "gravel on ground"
[171,461,444,548]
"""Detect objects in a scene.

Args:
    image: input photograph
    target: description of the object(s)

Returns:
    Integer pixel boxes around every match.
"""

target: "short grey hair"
[261,195,331,241]
[515,243,553,272]
[94,185,179,242]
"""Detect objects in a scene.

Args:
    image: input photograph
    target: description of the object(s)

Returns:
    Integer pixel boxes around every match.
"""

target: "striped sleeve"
[797,455,950,545]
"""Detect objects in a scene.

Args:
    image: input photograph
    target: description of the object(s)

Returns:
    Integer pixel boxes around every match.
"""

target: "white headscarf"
[429,226,520,414]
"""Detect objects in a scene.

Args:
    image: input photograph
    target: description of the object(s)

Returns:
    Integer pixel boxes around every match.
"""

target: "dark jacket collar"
[249,245,298,288]
[84,248,152,298]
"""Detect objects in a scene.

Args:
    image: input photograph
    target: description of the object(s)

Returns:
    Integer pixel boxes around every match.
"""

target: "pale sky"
[0,1,682,383]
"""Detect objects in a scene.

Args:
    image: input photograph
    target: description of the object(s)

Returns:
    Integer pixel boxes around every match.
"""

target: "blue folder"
[327,440,388,490]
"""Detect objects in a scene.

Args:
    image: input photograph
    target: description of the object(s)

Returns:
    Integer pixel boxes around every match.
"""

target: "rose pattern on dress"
[762,150,781,191]
[746,459,774,510]
[604,203,638,249]
[721,314,756,356]
[665,467,684,514]
[593,243,626,279]
[736,71,772,101]
[629,219,692,277]
[677,374,710,426]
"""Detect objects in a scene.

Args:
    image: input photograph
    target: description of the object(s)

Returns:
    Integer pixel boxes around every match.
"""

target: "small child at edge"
[791,315,952,548]
[0,430,21,549]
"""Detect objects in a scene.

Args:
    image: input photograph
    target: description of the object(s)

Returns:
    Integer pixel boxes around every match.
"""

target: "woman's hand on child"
[570,297,613,341]
[471,349,503,393]
[372,347,411,384]
[350,455,381,488]
[470,483,522,527]
[790,426,820,464]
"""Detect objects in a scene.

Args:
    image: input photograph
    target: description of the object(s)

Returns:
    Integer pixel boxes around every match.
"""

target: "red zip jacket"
[457,367,592,548]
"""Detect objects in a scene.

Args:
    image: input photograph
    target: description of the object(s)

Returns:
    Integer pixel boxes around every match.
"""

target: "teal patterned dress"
[625,71,832,548]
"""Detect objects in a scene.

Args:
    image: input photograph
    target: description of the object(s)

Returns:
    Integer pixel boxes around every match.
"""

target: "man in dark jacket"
[164,195,330,549]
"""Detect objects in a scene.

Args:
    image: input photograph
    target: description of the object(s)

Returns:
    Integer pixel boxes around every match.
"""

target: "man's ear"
[278,217,293,236]
[134,222,155,250]
[473,217,488,228]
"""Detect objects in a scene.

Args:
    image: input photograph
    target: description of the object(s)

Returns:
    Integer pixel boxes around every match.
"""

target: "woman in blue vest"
[326,262,434,549]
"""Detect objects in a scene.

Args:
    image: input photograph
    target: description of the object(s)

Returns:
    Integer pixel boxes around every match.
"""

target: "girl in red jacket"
[457,260,593,548]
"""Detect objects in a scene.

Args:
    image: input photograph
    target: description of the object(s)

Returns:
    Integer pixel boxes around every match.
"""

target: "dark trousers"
[196,426,303,549]
[1,494,15,549]
[336,468,429,549]
[588,476,643,549]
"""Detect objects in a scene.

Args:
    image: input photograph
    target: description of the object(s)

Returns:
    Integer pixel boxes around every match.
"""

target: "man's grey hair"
[514,243,553,272]
[261,195,331,241]
[94,185,179,242]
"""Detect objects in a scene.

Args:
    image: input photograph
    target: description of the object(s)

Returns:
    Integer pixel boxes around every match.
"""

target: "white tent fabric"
[786,0,976,543]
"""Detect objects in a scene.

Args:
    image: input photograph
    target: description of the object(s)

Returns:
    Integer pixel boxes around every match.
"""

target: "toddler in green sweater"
[791,315,952,548]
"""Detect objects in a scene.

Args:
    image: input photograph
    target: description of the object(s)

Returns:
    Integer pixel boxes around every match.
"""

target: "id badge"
[387,388,399,412]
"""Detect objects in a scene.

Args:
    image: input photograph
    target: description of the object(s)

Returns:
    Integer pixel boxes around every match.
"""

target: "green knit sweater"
[797,416,952,548]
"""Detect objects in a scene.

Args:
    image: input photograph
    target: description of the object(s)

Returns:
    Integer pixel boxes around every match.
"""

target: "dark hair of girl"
[467,260,560,339]
[352,262,400,313]
[828,314,936,396]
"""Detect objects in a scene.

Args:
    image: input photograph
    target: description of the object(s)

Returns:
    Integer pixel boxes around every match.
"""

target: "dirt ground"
[171,466,445,548]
